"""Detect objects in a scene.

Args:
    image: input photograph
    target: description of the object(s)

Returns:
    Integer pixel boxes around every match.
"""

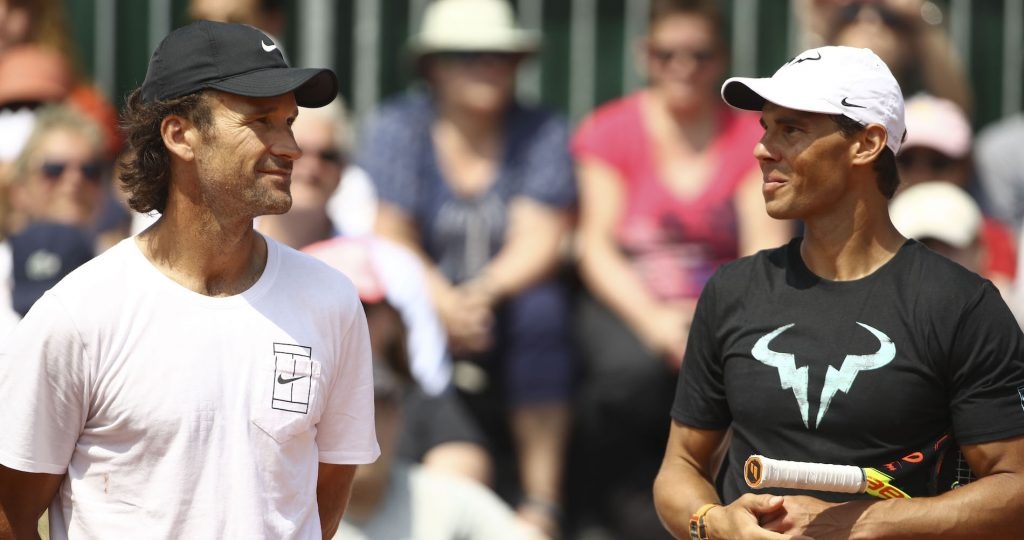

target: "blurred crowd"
[2,0,1022,539]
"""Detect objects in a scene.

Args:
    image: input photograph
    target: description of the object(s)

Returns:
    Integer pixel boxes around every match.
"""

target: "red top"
[573,92,763,300]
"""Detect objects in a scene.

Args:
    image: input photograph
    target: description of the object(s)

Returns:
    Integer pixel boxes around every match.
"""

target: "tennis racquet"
[743,434,976,499]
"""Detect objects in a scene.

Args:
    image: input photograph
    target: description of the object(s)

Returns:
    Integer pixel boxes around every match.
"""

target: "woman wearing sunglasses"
[8,105,107,233]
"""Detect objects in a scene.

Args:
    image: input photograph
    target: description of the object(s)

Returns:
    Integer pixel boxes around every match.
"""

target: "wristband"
[689,503,719,540]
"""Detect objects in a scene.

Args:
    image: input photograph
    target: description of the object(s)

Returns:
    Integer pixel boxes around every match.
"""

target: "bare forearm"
[0,468,61,540]
[478,203,569,299]
[846,473,1024,540]
[317,464,356,539]
[653,455,723,538]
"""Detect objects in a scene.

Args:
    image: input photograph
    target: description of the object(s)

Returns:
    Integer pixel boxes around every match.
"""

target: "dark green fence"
[63,0,1022,131]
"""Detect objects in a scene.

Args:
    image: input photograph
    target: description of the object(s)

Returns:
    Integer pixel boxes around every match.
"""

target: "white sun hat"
[721,46,906,154]
[889,181,982,248]
[408,0,540,55]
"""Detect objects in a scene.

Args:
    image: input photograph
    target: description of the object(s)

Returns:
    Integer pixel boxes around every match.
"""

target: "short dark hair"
[831,114,901,199]
[117,88,212,214]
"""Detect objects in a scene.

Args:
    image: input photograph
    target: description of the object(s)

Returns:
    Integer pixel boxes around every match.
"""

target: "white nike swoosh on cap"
[261,40,277,52]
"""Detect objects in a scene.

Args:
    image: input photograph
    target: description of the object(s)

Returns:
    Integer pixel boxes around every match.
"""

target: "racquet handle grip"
[744,455,866,494]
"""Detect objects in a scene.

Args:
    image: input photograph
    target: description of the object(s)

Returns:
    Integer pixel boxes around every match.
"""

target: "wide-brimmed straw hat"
[408,0,540,56]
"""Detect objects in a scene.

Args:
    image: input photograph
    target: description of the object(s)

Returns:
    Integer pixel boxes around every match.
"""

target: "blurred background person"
[896,93,1016,296]
[188,0,286,36]
[796,0,972,115]
[0,0,129,255]
[257,100,492,484]
[188,0,289,62]
[356,0,576,535]
[0,0,121,159]
[2,105,109,320]
[567,0,791,536]
[0,44,71,171]
[890,181,984,274]
[7,105,106,235]
[975,112,1024,237]
[336,291,546,540]
[975,113,1024,325]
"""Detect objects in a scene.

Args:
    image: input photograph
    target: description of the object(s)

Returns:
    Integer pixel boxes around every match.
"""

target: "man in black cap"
[0,21,379,539]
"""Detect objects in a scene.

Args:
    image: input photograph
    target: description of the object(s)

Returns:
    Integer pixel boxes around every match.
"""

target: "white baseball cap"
[889,181,981,248]
[722,46,906,154]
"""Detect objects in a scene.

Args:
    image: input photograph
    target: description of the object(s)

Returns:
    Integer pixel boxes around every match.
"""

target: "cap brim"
[721,77,842,116]
[208,67,338,108]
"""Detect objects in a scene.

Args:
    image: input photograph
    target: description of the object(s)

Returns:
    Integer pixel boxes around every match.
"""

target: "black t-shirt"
[672,238,1024,502]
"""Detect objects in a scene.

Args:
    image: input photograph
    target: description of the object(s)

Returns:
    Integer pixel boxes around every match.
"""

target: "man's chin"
[261,195,293,216]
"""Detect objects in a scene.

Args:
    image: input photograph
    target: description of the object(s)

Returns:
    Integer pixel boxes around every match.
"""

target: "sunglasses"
[649,46,716,67]
[40,160,103,183]
[305,147,345,166]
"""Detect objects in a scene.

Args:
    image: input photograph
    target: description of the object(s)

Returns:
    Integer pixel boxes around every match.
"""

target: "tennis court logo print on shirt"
[272,343,314,414]
[751,323,895,429]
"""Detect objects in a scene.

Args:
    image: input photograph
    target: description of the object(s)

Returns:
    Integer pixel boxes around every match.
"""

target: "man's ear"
[850,124,887,166]
[161,114,199,162]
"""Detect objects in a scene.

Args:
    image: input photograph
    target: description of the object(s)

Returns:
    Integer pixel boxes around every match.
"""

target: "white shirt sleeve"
[0,293,89,474]
[315,300,380,464]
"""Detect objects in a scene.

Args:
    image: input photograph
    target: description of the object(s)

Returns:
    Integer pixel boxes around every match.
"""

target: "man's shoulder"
[897,240,990,291]
[48,237,138,297]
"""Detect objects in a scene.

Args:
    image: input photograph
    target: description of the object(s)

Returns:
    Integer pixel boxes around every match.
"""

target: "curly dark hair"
[117,89,212,214]
[831,114,901,199]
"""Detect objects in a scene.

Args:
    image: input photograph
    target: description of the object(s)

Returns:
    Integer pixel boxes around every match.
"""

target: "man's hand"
[703,494,815,540]
[759,495,873,540]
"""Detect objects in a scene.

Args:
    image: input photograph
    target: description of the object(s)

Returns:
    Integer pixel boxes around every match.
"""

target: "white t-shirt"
[0,235,380,539]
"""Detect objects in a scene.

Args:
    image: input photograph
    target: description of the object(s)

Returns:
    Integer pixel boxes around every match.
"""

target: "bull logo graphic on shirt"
[751,323,895,429]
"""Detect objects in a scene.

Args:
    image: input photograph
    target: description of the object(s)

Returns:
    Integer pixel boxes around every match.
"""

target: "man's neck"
[136,209,268,297]
[800,198,906,281]
[257,208,333,250]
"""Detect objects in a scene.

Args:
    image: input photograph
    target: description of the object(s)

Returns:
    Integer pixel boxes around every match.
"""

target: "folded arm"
[768,435,1024,540]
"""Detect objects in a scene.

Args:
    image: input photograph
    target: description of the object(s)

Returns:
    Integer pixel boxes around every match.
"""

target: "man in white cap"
[653,46,1024,539]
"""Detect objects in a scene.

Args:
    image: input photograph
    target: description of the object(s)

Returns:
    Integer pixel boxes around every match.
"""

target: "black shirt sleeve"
[671,274,732,429]
[947,281,1024,445]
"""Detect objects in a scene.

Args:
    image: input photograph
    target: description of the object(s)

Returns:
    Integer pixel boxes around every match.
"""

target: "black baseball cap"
[140,20,337,108]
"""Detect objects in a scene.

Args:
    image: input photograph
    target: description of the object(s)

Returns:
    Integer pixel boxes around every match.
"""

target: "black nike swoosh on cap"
[792,51,822,63]
[841,97,867,108]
